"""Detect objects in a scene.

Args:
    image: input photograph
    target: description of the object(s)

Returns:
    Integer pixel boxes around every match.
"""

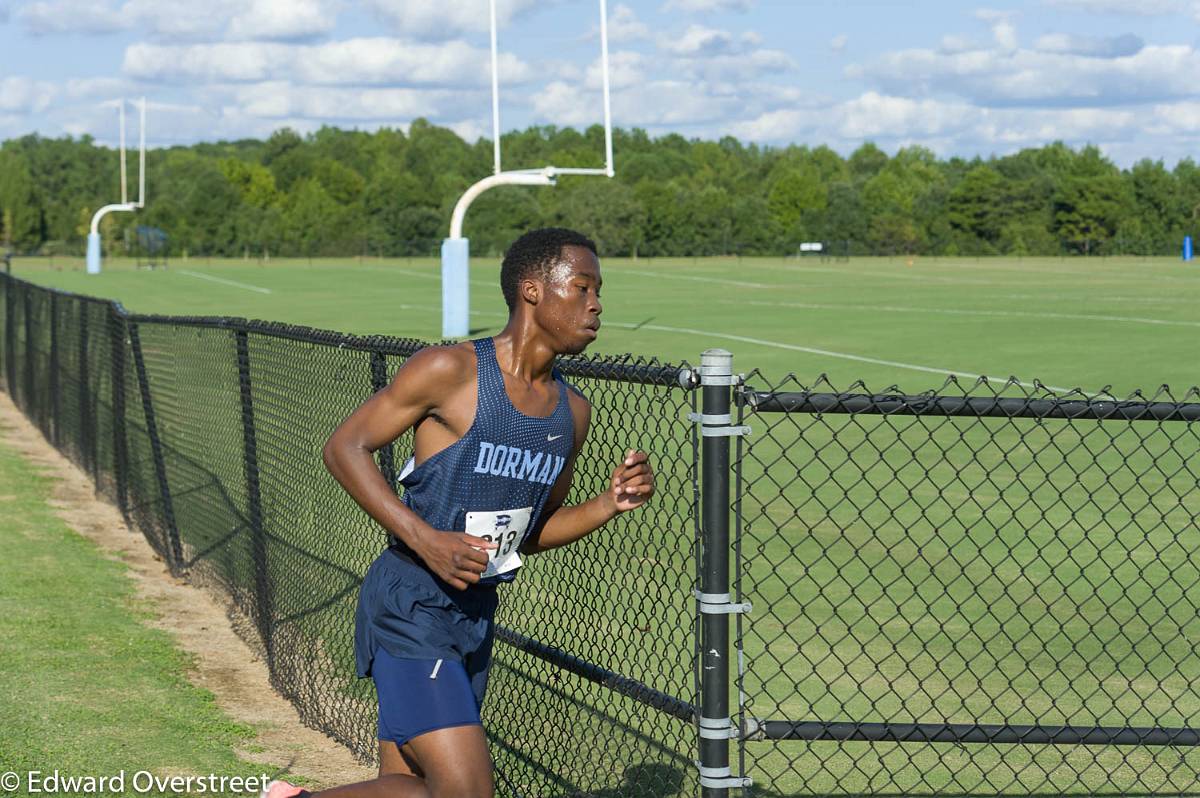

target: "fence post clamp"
[696,764,752,789]
[687,411,750,437]
[695,589,751,615]
[699,715,742,740]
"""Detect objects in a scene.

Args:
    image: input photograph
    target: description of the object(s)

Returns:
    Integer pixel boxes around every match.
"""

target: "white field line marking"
[741,263,1180,288]
[620,269,772,289]
[366,306,1078,392]
[179,269,271,294]
[998,294,1200,305]
[732,300,1200,329]
[357,265,493,287]
[601,320,1075,393]
[740,264,1005,285]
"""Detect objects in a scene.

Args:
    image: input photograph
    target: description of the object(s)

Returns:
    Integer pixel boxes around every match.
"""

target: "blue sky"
[3,0,1200,166]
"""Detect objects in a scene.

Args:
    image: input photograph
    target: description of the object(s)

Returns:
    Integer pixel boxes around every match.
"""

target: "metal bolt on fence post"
[693,348,752,796]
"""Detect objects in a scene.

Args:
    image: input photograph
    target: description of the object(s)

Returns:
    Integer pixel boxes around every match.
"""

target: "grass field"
[0,429,270,797]
[10,254,1200,795]
[13,254,1200,396]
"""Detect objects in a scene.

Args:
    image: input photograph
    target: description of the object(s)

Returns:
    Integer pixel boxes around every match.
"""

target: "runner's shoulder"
[394,342,476,396]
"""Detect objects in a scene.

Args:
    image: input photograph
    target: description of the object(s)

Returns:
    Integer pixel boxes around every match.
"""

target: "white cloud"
[1042,0,1183,14]
[0,77,56,113]
[535,68,800,133]
[1152,100,1200,131]
[830,34,848,54]
[660,24,760,56]
[939,34,977,54]
[976,9,1018,52]
[1034,32,1143,57]
[15,0,339,40]
[124,42,283,83]
[123,38,534,88]
[61,77,131,100]
[608,3,649,42]
[661,0,753,12]
[120,0,233,39]
[228,0,338,41]
[584,51,646,91]
[850,41,1200,107]
[612,80,746,126]
[444,118,487,143]
[536,77,710,127]
[364,0,539,40]
[676,48,794,81]
[836,92,975,139]
[731,91,1145,154]
[231,82,460,120]
[16,0,126,34]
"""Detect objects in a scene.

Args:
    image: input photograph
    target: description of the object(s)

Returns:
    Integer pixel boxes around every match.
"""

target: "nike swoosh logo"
[547,434,564,441]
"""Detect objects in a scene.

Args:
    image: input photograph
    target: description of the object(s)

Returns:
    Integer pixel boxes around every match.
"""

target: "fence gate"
[723,366,1200,795]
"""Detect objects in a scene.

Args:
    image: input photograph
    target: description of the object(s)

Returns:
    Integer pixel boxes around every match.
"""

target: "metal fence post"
[0,277,6,391]
[129,321,183,570]
[1,276,12,393]
[236,328,274,671]
[696,348,752,795]
[78,305,90,474]
[23,281,34,415]
[49,293,60,447]
[109,307,129,518]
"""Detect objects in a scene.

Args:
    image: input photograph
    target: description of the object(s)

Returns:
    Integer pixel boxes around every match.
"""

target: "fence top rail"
[2,271,129,311]
[1,272,691,387]
[740,390,1200,422]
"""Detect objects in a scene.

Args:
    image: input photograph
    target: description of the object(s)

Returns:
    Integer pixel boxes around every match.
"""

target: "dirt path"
[0,391,376,789]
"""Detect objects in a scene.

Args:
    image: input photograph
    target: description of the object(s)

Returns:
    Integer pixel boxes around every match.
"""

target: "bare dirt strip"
[0,391,376,789]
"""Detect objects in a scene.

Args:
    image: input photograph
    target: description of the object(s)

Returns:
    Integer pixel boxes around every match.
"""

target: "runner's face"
[536,246,603,355]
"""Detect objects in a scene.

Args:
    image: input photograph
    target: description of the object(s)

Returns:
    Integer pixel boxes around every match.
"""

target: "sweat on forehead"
[546,259,578,284]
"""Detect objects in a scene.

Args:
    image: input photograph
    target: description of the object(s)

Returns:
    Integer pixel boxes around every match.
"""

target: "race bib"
[464,506,532,578]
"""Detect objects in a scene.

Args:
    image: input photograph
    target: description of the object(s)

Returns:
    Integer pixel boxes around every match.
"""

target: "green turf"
[0,425,282,797]
[12,254,1200,795]
[14,254,1200,396]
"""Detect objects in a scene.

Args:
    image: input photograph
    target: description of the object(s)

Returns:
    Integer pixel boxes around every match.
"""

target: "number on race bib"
[464,507,533,578]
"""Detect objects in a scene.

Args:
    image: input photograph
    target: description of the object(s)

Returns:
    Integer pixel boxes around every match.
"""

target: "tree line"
[1,119,1199,259]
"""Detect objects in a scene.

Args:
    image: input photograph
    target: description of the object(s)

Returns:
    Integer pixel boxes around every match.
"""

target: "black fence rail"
[8,269,1200,797]
[734,374,1200,795]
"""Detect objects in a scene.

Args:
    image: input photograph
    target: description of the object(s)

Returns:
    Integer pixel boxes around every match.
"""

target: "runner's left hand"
[608,450,654,513]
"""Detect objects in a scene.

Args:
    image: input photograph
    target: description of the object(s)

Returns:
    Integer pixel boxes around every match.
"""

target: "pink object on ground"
[260,780,307,798]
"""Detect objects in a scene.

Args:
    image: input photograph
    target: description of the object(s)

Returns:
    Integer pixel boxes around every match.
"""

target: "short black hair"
[500,227,597,311]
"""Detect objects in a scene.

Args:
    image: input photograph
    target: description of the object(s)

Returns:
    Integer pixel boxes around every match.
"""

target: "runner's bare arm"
[323,345,496,589]
[520,391,655,554]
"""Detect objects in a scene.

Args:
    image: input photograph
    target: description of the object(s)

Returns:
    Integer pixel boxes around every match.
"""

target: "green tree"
[0,151,44,251]
[555,179,646,256]
[947,165,1006,245]
[1054,174,1135,254]
[767,162,827,242]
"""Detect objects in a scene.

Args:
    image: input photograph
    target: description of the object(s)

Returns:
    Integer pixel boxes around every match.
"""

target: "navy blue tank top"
[393,338,575,585]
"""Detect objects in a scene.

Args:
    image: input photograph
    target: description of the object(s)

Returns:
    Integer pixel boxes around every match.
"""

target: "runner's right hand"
[414,531,498,590]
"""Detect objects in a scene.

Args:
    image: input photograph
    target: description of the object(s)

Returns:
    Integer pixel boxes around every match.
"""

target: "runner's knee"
[427,771,492,798]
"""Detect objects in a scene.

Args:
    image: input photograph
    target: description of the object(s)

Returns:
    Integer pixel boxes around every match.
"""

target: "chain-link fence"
[734,373,1200,795]
[0,272,701,798]
[7,269,1200,796]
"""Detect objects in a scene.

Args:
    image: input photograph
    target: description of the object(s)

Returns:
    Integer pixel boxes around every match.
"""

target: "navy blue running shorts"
[372,647,483,746]
[355,548,498,711]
